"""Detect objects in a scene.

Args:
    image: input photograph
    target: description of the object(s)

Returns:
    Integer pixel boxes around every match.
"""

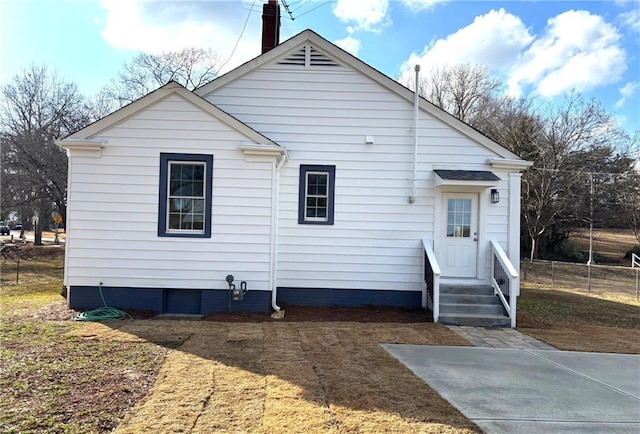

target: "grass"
[1,247,64,313]
[518,227,640,353]
[0,247,168,433]
[517,282,640,354]
[1,246,479,433]
[571,228,638,264]
[2,239,638,432]
[97,320,477,433]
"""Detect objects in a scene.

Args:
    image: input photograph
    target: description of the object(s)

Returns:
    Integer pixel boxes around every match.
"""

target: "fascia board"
[434,175,500,188]
[197,30,525,161]
[65,83,179,139]
[313,35,524,161]
[61,82,280,149]
[179,89,280,147]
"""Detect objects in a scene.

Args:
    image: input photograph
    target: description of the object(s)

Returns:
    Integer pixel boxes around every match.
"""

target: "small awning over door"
[434,170,500,187]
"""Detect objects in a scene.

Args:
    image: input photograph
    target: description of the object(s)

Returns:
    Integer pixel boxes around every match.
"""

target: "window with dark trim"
[158,153,213,238]
[298,165,335,225]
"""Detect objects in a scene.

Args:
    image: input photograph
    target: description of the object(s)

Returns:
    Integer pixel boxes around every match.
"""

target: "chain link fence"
[521,259,640,301]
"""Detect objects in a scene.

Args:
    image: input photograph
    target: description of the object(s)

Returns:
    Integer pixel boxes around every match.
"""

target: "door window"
[446,198,471,238]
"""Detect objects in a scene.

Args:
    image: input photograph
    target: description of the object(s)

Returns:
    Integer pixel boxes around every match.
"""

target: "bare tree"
[616,130,640,244]
[406,63,502,126]
[104,48,221,108]
[518,94,618,259]
[406,62,638,258]
[0,65,89,244]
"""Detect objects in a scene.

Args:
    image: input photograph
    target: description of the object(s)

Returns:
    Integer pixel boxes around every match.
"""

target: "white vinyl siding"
[206,63,511,290]
[65,94,273,291]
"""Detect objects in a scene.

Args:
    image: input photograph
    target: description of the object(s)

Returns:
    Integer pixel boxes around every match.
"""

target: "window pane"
[299,166,334,225]
[193,180,204,197]
[447,198,472,238]
[169,213,181,229]
[170,180,181,195]
[166,162,207,233]
[448,199,454,212]
[305,172,329,220]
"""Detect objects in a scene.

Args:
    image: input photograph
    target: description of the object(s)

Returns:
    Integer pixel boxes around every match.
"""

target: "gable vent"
[277,45,340,68]
[309,47,339,67]
[277,47,306,66]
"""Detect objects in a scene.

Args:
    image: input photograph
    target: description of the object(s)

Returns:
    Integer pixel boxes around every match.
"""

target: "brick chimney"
[261,0,280,53]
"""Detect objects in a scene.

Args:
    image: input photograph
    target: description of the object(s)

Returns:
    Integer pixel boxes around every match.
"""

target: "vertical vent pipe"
[409,64,420,204]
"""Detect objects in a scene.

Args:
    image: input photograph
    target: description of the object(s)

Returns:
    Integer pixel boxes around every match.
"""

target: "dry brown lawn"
[571,228,638,264]
[68,318,479,434]
[517,283,640,354]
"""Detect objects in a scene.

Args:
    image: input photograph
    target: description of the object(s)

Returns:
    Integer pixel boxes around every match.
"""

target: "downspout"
[270,151,288,314]
[62,149,72,296]
[409,64,420,204]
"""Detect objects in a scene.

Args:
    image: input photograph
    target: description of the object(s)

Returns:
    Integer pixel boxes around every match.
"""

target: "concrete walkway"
[447,325,556,350]
[383,345,640,433]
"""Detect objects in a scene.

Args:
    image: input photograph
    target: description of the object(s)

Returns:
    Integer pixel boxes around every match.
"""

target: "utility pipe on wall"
[409,64,420,204]
[270,152,288,313]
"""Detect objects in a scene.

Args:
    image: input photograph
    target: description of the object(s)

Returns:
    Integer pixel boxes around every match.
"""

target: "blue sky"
[1,0,639,134]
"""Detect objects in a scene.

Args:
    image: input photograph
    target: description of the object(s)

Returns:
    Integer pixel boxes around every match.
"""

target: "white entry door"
[439,193,478,278]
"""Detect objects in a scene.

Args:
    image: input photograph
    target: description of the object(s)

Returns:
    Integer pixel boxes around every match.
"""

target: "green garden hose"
[72,283,132,322]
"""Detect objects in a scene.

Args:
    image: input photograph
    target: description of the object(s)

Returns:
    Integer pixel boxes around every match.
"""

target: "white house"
[57,3,531,326]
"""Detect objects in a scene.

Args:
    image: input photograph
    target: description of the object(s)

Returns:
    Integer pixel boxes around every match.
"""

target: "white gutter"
[270,152,288,312]
[409,64,420,204]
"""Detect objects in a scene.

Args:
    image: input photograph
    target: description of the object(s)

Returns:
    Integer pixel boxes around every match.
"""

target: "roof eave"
[487,158,534,171]
[55,139,106,156]
[59,82,280,149]
[196,29,524,161]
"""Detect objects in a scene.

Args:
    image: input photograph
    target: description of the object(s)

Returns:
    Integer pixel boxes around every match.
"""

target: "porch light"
[490,189,499,203]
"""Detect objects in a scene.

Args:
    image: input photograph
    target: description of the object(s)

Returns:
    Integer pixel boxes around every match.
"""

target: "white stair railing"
[490,240,519,328]
[421,238,441,322]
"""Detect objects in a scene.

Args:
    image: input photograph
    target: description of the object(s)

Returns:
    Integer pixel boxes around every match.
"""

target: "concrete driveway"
[382,345,640,433]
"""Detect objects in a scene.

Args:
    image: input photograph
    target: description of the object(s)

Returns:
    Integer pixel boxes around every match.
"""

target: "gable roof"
[196,29,523,161]
[62,81,279,148]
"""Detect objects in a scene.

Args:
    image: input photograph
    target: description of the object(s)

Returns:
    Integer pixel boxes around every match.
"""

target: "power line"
[529,166,640,177]
[293,0,331,20]
[219,0,257,72]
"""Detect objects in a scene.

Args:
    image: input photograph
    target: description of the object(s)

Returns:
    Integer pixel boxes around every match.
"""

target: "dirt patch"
[205,305,431,323]
[1,244,64,261]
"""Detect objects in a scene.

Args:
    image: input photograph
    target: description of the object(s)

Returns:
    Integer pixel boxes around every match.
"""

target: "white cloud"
[615,81,640,109]
[400,9,628,103]
[399,0,449,13]
[332,0,390,33]
[619,8,640,33]
[399,9,533,83]
[334,36,361,56]
[99,0,262,74]
[508,10,626,98]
